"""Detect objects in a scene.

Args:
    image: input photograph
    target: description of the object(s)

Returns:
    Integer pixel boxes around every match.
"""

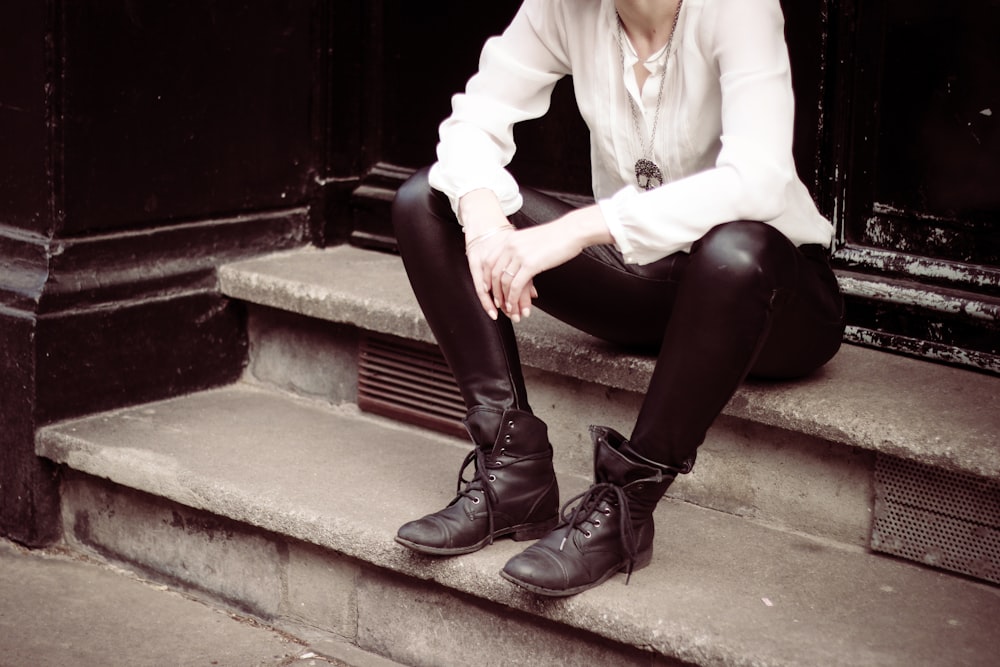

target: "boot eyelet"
[583,530,592,538]
[504,435,512,443]
[488,474,496,482]
[498,448,505,456]
[593,519,601,527]
[602,508,612,516]
[471,496,480,504]
[507,420,514,427]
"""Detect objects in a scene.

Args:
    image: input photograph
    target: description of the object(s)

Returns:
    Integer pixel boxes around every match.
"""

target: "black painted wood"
[57,0,317,234]
[1,0,62,545]
[35,292,249,424]
[0,313,62,547]
[827,0,999,372]
[0,0,320,542]
[0,0,51,231]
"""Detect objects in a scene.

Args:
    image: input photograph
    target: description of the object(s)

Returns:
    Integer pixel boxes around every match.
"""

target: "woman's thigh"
[513,187,685,348]
[517,187,844,377]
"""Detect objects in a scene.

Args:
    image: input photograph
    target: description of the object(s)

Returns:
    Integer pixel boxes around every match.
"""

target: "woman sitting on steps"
[390,0,845,597]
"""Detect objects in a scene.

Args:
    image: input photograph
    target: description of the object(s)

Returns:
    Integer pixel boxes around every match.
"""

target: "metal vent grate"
[871,453,1000,584]
[357,332,467,439]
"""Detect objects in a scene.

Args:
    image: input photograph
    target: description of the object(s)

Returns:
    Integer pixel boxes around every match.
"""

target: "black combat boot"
[500,425,692,595]
[395,407,560,556]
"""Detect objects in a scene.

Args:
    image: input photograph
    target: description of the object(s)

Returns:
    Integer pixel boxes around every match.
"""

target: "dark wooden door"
[333,0,999,374]
[827,0,999,372]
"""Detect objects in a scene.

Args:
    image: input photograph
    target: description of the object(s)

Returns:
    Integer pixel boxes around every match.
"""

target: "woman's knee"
[689,220,796,287]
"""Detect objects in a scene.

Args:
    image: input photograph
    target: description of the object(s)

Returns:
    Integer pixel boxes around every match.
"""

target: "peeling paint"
[835,245,1000,291]
[844,326,999,374]
[838,275,1000,321]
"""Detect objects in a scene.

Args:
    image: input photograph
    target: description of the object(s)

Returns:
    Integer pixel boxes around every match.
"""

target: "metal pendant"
[635,158,663,191]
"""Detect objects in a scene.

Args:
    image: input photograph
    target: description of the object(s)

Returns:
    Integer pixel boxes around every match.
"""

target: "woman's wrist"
[465,223,514,253]
[458,188,508,235]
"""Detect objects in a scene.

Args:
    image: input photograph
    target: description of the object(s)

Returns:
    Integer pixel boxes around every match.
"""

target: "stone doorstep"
[218,245,1000,482]
[244,303,876,549]
[35,383,1000,667]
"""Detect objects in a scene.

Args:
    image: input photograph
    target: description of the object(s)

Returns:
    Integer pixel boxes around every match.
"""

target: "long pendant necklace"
[616,1,683,191]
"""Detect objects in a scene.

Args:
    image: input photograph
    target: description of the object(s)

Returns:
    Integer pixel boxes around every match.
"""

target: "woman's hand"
[465,222,520,321]
[460,189,528,320]
[460,190,614,322]
[486,222,577,322]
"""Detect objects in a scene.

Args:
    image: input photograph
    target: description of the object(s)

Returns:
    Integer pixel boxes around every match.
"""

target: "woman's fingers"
[465,226,516,320]
[491,258,515,314]
[467,253,498,319]
[514,277,535,320]
[469,225,565,324]
[492,263,535,323]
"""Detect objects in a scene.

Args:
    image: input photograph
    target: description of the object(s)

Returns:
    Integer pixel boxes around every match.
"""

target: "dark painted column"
[0,0,323,544]
[1,0,61,546]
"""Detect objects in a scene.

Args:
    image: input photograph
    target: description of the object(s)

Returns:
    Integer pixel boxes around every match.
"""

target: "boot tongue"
[463,407,505,448]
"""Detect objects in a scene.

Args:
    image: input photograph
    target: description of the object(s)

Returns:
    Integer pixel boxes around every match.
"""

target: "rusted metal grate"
[357,332,467,440]
[871,453,1000,585]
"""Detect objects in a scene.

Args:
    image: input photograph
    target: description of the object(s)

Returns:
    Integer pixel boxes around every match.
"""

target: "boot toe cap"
[502,545,570,592]
[396,516,451,550]
[396,510,491,555]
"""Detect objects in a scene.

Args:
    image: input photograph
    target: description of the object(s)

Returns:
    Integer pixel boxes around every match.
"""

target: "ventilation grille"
[871,453,1000,584]
[358,332,467,439]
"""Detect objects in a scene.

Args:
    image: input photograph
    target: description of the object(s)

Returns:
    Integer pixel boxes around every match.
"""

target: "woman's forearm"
[557,204,615,250]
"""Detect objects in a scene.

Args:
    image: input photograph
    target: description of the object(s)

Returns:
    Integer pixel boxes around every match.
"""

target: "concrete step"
[217,245,1000,552]
[36,383,1000,667]
[0,538,399,667]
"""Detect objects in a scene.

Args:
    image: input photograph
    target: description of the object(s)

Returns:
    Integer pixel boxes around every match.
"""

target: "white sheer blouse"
[427,0,834,265]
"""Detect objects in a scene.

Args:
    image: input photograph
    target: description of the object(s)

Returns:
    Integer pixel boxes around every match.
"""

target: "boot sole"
[499,547,654,597]
[394,515,560,557]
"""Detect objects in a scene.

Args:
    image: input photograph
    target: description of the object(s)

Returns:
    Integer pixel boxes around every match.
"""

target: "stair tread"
[219,245,1000,480]
[37,384,1000,667]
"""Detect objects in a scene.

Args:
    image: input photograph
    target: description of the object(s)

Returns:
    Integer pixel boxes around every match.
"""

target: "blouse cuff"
[597,189,640,264]
[427,162,524,223]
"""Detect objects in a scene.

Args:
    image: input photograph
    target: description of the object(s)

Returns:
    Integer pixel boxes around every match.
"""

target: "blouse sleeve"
[599,0,800,264]
[427,0,572,221]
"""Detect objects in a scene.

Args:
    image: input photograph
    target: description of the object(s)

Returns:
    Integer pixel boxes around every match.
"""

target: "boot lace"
[451,447,502,543]
[556,483,642,583]
[450,442,552,546]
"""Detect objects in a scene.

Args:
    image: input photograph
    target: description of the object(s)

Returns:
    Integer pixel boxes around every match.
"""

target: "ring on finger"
[502,268,516,278]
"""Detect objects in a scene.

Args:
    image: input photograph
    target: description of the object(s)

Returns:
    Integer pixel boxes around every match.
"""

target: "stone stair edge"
[218,245,1000,480]
[31,382,792,666]
[35,382,1000,667]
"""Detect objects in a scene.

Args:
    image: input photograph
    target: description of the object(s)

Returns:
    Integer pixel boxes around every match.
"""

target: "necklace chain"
[616,1,683,190]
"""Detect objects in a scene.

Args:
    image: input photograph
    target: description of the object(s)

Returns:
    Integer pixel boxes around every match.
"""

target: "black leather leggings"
[391,168,845,468]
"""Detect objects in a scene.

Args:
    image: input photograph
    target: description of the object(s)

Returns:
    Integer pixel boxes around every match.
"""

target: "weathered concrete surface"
[37,385,1000,666]
[219,246,1000,480]
[353,567,682,667]
[242,304,874,546]
[0,538,311,667]
[247,306,360,405]
[286,541,362,641]
[58,473,678,667]
[61,472,287,618]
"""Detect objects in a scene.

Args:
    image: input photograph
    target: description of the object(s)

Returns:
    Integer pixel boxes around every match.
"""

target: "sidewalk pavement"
[0,539,383,667]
